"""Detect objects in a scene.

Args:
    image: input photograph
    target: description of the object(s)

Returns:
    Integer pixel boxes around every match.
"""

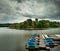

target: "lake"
[0,27,60,51]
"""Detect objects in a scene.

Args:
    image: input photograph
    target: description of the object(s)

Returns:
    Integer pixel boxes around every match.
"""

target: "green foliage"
[50,22,60,27]
[9,19,60,29]
[0,23,12,27]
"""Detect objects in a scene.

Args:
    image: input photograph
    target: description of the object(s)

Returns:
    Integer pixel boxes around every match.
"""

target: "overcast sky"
[0,0,60,23]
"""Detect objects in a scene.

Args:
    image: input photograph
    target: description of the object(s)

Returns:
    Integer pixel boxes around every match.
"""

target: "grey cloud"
[0,0,16,15]
[16,0,22,3]
[0,0,60,23]
[0,14,17,23]
[11,0,23,3]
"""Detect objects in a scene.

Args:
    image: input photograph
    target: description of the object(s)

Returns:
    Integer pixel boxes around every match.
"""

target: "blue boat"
[25,34,51,51]
[25,34,40,49]
[44,35,58,47]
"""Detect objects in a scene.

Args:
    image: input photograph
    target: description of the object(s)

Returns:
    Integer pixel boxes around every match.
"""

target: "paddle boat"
[44,35,58,48]
[48,34,60,45]
[25,34,50,51]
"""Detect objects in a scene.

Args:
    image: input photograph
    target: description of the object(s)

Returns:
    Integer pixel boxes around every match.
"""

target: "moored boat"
[25,34,51,51]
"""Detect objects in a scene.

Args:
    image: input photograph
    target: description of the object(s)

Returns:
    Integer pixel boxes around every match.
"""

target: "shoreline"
[0,27,60,30]
[8,27,50,30]
[8,27,60,30]
[19,28,50,30]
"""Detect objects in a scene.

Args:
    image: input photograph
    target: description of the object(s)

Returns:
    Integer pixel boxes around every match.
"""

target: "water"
[0,27,60,51]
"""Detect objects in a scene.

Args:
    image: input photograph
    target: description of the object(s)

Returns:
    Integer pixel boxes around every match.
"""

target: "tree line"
[0,23,12,27]
[9,19,60,29]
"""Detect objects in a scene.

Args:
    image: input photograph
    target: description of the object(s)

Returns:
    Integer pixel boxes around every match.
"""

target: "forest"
[0,23,12,27]
[9,18,60,29]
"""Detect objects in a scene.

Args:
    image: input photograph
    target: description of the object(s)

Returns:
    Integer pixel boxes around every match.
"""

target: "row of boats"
[25,34,60,51]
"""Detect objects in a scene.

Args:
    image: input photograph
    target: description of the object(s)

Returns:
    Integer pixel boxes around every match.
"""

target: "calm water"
[0,27,60,51]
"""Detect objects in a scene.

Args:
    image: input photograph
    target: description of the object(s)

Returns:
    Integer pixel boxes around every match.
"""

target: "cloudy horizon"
[0,0,60,23]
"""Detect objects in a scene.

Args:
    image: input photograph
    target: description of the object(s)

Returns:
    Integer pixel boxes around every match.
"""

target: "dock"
[39,34,45,47]
[39,34,50,50]
[25,34,59,51]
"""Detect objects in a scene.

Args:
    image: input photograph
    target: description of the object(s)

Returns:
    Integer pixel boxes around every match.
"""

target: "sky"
[0,0,60,23]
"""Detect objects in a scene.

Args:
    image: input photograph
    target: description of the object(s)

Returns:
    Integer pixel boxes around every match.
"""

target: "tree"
[26,19,32,26]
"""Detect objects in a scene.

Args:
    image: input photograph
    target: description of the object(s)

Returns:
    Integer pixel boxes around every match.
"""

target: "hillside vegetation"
[9,18,60,30]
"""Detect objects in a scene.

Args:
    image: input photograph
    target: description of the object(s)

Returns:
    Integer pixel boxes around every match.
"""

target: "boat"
[25,34,51,51]
[47,34,60,45]
[44,35,58,48]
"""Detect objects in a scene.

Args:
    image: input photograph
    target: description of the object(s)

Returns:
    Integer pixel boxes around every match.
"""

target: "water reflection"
[0,28,60,51]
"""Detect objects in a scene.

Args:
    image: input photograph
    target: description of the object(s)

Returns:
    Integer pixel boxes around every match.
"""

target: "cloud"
[0,0,60,23]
